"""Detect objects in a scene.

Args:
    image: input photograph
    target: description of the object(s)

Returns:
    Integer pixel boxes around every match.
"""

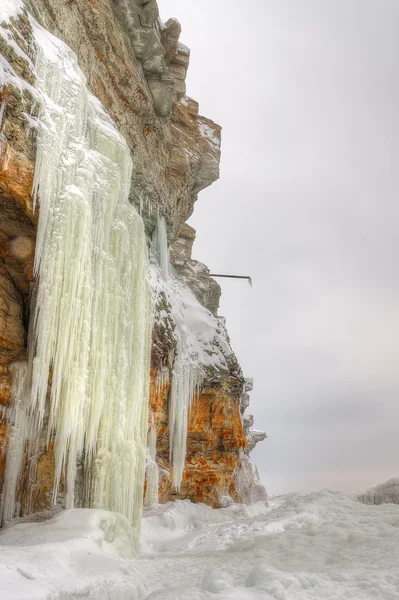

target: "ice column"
[154,215,169,279]
[144,412,159,506]
[169,343,200,491]
[24,22,151,543]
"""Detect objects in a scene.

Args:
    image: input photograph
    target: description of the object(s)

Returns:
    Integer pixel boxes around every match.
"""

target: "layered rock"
[0,0,266,519]
[170,223,222,316]
[25,0,220,238]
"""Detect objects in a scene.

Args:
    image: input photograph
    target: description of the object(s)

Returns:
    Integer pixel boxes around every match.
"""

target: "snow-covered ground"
[0,509,146,599]
[1,481,398,599]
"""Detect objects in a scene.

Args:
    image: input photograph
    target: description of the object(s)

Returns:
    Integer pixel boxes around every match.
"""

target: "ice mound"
[357,477,399,505]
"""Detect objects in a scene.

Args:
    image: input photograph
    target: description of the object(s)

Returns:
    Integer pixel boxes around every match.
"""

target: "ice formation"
[168,346,200,490]
[155,367,170,397]
[0,11,151,542]
[150,261,232,491]
[145,413,159,506]
[0,362,28,525]
[150,215,209,492]
[357,477,399,505]
[154,215,169,279]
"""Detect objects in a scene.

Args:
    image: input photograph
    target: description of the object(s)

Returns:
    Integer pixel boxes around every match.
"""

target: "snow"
[178,42,190,56]
[0,0,24,23]
[198,118,221,150]
[2,484,399,598]
[0,43,38,101]
[139,488,399,599]
[358,477,399,505]
[0,509,147,599]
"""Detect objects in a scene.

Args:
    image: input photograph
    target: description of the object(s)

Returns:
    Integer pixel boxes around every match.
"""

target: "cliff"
[0,0,266,525]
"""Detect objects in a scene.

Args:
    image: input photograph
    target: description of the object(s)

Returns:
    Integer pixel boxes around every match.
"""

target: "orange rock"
[0,138,35,219]
[148,371,248,508]
[0,367,11,406]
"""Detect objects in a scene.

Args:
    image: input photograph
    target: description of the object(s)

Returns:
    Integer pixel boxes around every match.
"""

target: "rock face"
[25,0,220,238]
[170,224,222,316]
[0,0,266,518]
[0,9,37,497]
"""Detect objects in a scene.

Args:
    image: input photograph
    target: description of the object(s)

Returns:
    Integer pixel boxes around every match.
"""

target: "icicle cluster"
[150,216,201,491]
[17,20,152,544]
[155,367,170,397]
[168,346,200,490]
[0,362,28,525]
[144,412,159,506]
[150,262,202,491]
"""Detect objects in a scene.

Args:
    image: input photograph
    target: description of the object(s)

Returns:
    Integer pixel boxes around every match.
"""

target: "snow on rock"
[0,509,147,599]
[357,477,399,505]
[149,262,233,491]
[0,0,24,23]
[243,413,267,454]
[198,118,221,151]
[139,488,399,599]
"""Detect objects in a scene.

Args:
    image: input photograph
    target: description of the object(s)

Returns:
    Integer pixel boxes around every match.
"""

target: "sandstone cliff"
[0,0,266,521]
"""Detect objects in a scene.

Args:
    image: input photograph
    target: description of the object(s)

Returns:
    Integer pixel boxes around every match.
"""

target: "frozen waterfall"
[5,18,153,546]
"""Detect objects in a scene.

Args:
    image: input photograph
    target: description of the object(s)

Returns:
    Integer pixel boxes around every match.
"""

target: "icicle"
[169,342,200,491]
[139,193,143,216]
[153,215,169,279]
[155,367,169,397]
[0,362,28,525]
[144,412,159,506]
[149,264,207,493]
[19,19,152,547]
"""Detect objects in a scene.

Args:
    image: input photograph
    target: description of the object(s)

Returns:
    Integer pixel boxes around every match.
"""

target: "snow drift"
[1,484,399,599]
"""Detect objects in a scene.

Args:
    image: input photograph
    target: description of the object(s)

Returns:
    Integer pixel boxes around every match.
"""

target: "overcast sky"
[159,0,399,494]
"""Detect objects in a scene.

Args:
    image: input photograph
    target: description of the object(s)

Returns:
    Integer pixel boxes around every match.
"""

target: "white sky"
[159,0,399,494]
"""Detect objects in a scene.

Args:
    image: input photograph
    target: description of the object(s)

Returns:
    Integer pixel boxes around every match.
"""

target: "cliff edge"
[0,0,266,522]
